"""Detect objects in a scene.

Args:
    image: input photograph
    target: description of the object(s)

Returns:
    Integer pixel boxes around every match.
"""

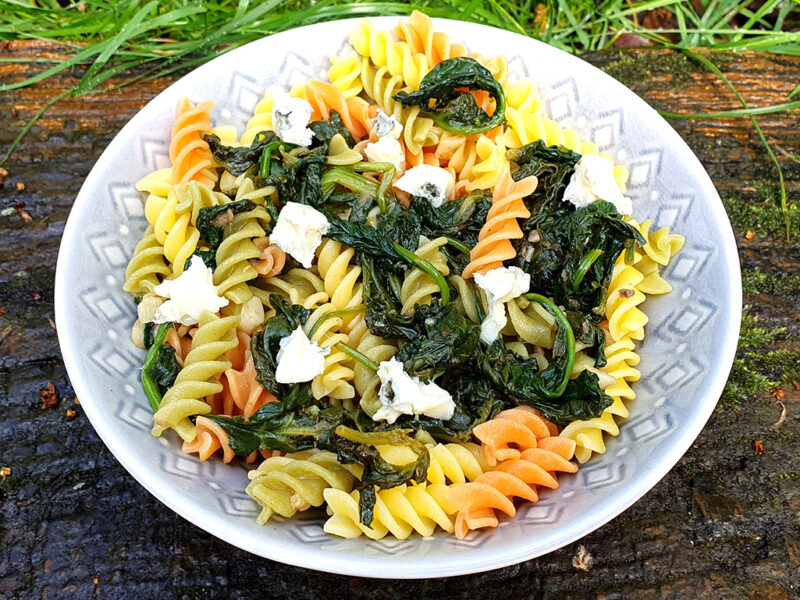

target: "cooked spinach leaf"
[324,210,450,306]
[333,426,429,525]
[140,322,173,412]
[207,409,430,526]
[184,249,216,271]
[196,200,256,257]
[525,370,612,424]
[204,131,280,176]
[309,110,356,147]
[566,310,607,368]
[143,321,155,349]
[481,294,574,398]
[507,140,580,204]
[361,255,417,340]
[249,295,311,397]
[207,403,343,455]
[409,189,491,248]
[395,301,480,381]
[394,57,506,135]
[323,210,401,261]
[516,200,644,316]
[150,345,181,394]
[263,145,327,208]
[376,203,422,252]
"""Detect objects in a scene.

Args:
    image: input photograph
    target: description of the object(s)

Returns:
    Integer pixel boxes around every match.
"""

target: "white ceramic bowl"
[55,17,741,578]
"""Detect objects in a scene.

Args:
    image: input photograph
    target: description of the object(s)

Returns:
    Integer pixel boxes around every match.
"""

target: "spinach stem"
[444,236,471,256]
[308,306,366,338]
[521,293,575,397]
[393,243,450,305]
[338,343,379,372]
[258,141,290,179]
[322,168,379,203]
[141,322,172,412]
[351,161,396,213]
[573,249,603,291]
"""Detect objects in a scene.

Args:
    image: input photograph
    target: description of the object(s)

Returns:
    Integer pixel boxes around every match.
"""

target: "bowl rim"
[55,16,742,578]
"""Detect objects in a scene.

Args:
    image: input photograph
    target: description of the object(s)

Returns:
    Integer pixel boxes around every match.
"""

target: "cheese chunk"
[365,136,405,174]
[474,266,531,344]
[563,155,632,216]
[270,202,330,268]
[153,256,228,326]
[372,357,455,424]
[272,90,314,147]
[373,109,403,139]
[394,165,453,208]
[275,326,329,384]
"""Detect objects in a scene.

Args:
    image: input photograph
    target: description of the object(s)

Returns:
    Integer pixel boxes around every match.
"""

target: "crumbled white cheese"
[271,90,314,147]
[372,357,455,424]
[153,256,229,326]
[394,165,454,208]
[563,155,632,216]
[373,109,403,139]
[275,326,330,384]
[364,136,405,174]
[473,266,531,344]
[269,202,330,268]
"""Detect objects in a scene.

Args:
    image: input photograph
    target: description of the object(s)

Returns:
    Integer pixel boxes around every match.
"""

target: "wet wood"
[1,41,798,599]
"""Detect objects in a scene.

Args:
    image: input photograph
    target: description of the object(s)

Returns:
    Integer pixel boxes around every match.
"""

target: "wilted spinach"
[204,130,280,176]
[263,145,327,207]
[394,57,506,134]
[517,200,644,316]
[140,322,173,412]
[376,203,422,252]
[184,249,216,271]
[309,110,356,147]
[196,200,256,257]
[150,346,181,394]
[207,404,343,455]
[395,301,481,381]
[566,310,607,368]
[249,296,311,398]
[408,191,491,273]
[207,408,430,526]
[323,210,450,307]
[361,256,416,340]
[334,426,429,525]
[507,140,580,207]
[507,140,643,318]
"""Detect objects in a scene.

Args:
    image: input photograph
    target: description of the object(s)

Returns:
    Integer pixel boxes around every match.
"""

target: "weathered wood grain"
[1,41,798,599]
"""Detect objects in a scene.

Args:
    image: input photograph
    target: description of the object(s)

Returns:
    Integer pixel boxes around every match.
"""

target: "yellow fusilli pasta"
[213,204,270,305]
[152,311,240,442]
[247,451,362,524]
[399,236,450,313]
[123,226,170,295]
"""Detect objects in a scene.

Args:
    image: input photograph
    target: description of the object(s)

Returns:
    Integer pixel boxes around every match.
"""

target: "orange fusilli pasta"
[462,167,536,278]
[170,97,217,188]
[251,237,287,278]
[304,80,371,139]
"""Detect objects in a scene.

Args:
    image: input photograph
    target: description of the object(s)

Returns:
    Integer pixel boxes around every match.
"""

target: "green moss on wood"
[720,359,775,409]
[739,312,786,349]
[719,310,796,408]
[722,185,800,239]
[742,268,800,296]
[602,51,696,89]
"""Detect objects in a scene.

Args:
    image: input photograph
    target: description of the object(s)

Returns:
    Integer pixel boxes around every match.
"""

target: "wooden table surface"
[1,42,798,599]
